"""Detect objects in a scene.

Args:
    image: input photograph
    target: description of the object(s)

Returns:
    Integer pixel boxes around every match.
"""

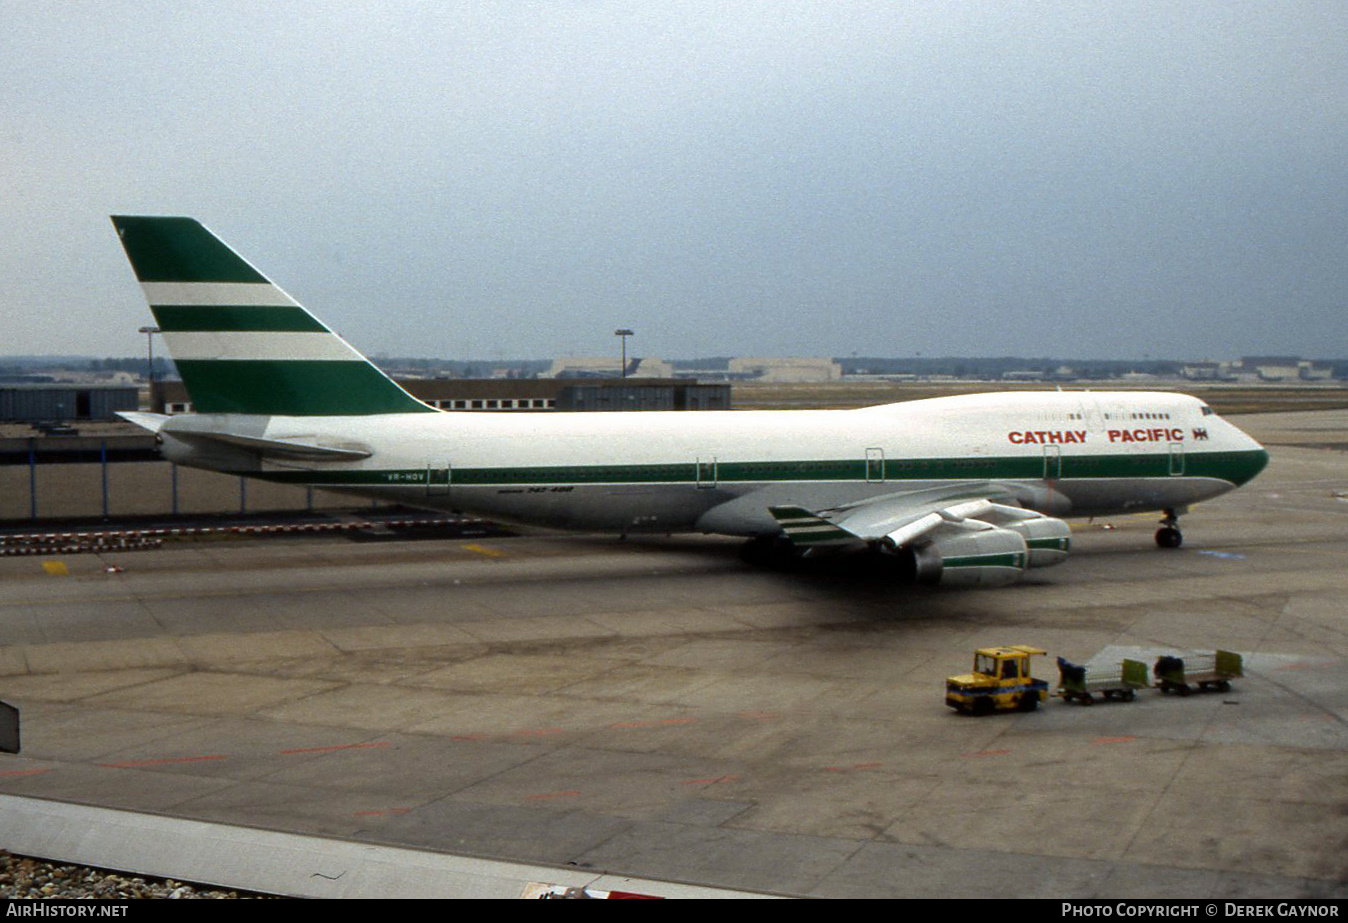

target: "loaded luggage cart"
[1153,650,1243,695]
[1055,657,1150,705]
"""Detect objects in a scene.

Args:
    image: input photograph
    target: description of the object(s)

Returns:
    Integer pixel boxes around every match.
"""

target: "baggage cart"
[1056,657,1149,705]
[1153,650,1243,696]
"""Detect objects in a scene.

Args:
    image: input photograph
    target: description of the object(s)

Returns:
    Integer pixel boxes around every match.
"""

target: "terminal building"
[0,384,139,424]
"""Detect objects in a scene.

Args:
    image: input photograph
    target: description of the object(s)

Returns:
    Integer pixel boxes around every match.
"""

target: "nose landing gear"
[1155,508,1183,548]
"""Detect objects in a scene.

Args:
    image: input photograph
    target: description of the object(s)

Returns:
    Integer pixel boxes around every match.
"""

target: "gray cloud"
[3,2,1345,361]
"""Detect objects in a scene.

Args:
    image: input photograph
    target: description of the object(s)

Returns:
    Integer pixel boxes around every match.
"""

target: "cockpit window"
[1201,406,1214,416]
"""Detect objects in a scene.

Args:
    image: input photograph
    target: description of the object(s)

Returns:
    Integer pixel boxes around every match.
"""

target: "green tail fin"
[111,216,434,416]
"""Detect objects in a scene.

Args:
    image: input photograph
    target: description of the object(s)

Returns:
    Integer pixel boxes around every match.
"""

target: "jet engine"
[897,523,1030,588]
[978,505,1072,568]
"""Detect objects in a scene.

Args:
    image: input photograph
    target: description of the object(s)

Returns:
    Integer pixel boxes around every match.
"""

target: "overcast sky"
[3,2,1346,362]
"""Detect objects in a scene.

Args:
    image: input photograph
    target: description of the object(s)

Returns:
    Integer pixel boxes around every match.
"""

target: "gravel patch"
[0,851,286,899]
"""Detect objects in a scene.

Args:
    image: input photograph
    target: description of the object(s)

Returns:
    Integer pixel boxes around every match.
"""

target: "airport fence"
[0,437,382,523]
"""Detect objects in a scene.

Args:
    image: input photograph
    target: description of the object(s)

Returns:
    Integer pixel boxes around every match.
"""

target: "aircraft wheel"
[1155,526,1183,549]
[741,535,796,567]
[740,536,774,567]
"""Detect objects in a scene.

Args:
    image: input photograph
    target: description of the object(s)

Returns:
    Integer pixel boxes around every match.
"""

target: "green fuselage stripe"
[241,448,1268,490]
[152,305,329,333]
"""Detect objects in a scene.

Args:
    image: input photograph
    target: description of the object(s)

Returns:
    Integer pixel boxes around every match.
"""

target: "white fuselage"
[156,390,1268,537]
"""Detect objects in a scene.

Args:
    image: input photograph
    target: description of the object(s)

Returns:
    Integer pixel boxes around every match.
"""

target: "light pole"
[139,325,160,410]
[614,328,634,379]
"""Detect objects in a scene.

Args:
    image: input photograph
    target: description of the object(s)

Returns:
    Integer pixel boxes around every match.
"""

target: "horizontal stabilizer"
[181,430,373,461]
[117,411,170,434]
[120,411,370,460]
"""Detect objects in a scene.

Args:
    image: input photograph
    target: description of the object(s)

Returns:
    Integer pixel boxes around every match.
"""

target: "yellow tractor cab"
[946,645,1049,716]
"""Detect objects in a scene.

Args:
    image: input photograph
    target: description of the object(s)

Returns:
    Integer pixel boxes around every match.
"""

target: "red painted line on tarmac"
[526,790,581,801]
[824,762,882,772]
[447,728,563,741]
[964,749,1011,758]
[0,768,51,778]
[610,718,696,729]
[1092,736,1137,745]
[281,742,390,755]
[739,711,777,720]
[98,754,228,768]
[352,807,412,817]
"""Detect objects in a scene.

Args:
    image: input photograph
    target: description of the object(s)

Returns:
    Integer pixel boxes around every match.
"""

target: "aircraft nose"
[1229,439,1270,486]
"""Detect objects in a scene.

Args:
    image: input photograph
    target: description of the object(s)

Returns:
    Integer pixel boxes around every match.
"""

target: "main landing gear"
[1155,508,1183,549]
[740,534,801,569]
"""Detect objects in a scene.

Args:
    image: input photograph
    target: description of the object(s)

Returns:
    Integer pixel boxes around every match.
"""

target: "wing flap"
[767,506,863,549]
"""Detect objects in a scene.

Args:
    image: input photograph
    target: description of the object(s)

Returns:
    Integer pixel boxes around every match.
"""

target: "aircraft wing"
[767,482,1021,553]
[766,481,1072,585]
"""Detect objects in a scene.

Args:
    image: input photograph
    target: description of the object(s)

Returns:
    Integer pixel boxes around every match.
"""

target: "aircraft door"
[695,457,717,489]
[1043,445,1062,480]
[865,447,885,483]
[1168,442,1185,476]
[427,461,451,497]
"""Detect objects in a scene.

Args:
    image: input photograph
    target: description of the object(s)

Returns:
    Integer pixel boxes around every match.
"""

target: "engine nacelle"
[981,506,1072,568]
[899,525,1030,588]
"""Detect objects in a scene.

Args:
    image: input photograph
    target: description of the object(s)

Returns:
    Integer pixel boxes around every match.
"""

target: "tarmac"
[0,410,1345,898]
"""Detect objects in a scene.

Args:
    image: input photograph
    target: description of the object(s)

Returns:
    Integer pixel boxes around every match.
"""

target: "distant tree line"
[4,354,1346,382]
[837,357,1188,379]
[85,357,177,377]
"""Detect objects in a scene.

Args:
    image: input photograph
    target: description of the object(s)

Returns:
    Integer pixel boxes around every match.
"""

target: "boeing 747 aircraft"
[111,216,1269,587]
